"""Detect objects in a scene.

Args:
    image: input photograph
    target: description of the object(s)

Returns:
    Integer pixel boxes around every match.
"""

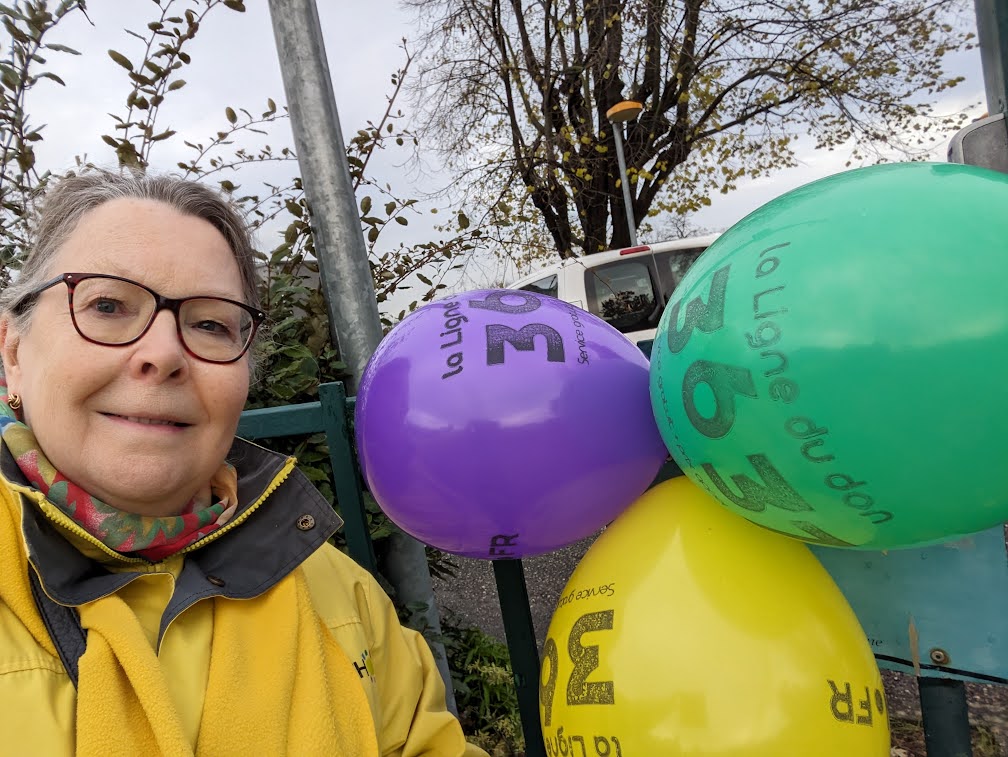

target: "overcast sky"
[30,2,409,195]
[22,0,989,293]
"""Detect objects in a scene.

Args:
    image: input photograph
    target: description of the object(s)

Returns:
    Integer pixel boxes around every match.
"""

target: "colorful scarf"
[0,387,237,561]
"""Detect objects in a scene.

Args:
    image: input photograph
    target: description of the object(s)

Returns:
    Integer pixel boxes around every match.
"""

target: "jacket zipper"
[178,455,297,555]
[12,486,149,564]
[158,456,297,650]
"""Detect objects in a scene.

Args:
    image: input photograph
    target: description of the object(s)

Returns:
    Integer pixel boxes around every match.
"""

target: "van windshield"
[583,247,706,334]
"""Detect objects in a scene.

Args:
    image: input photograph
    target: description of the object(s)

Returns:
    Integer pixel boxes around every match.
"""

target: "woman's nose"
[128,310,189,379]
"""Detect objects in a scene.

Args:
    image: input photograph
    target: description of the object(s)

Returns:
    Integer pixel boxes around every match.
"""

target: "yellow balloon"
[539,477,889,756]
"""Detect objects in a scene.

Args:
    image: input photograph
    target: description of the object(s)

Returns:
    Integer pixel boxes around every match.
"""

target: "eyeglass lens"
[70,276,254,361]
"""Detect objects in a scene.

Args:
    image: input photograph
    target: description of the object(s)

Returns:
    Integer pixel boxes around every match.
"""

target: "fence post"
[493,559,547,757]
[919,678,973,757]
[319,383,377,576]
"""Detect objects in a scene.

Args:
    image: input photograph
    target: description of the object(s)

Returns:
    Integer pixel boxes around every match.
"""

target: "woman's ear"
[0,317,23,394]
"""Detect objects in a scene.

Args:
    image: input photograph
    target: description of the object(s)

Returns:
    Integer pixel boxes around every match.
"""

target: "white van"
[506,234,720,345]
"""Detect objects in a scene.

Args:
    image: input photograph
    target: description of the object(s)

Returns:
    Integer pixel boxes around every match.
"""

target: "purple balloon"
[355,289,668,558]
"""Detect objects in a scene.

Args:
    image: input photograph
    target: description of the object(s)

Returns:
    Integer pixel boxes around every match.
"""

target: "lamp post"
[606,99,643,246]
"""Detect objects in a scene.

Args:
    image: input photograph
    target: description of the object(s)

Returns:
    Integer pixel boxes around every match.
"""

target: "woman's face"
[0,197,251,516]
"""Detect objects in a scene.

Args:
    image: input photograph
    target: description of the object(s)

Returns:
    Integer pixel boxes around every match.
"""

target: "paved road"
[432,532,599,649]
[431,465,683,646]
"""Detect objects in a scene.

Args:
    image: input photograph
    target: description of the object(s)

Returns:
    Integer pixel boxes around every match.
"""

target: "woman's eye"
[93,297,125,315]
[194,319,231,336]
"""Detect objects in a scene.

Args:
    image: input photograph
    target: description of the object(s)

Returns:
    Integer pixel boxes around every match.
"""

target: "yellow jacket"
[0,437,489,756]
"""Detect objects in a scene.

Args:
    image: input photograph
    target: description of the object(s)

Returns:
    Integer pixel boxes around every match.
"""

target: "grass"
[890,717,1001,757]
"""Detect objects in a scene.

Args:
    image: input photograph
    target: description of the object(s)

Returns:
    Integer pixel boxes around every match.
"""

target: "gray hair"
[0,168,265,376]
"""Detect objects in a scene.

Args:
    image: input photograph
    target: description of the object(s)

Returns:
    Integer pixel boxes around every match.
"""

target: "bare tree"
[405,0,975,257]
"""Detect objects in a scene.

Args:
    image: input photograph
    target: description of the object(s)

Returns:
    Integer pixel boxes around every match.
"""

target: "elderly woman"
[0,169,489,756]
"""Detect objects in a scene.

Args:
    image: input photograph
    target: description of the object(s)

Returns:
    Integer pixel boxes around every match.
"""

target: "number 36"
[540,610,615,727]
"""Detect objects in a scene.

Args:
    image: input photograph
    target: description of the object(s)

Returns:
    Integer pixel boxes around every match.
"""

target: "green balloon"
[650,162,1008,550]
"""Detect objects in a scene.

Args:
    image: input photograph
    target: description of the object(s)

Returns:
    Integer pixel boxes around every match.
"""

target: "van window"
[584,260,660,334]
[654,247,707,300]
[519,273,558,298]
[582,246,708,335]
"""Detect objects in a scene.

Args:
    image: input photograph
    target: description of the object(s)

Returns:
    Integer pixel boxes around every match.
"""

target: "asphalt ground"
[432,532,598,649]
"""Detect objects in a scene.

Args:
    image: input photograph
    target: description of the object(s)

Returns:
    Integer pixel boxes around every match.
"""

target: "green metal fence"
[238,382,376,577]
[238,378,1000,757]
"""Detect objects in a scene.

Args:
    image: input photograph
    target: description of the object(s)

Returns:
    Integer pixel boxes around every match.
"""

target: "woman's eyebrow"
[76,265,245,300]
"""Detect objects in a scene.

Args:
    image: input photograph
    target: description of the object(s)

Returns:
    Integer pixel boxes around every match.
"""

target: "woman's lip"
[101,412,191,427]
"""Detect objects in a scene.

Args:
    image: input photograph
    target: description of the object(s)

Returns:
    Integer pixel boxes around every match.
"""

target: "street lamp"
[606,100,643,246]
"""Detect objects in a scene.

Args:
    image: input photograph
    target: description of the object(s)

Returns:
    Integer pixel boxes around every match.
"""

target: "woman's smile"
[100,412,192,430]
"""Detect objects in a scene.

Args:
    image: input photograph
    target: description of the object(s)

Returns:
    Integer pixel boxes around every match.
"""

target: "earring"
[8,393,21,411]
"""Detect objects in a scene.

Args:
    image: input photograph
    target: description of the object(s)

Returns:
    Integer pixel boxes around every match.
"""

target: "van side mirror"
[947,112,1008,174]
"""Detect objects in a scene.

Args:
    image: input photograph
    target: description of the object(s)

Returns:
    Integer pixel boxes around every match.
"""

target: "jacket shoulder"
[299,541,384,629]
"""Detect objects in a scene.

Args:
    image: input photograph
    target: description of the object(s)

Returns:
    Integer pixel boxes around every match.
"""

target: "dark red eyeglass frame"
[18,272,266,364]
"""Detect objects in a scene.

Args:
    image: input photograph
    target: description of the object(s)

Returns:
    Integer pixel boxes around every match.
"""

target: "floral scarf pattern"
[0,387,238,561]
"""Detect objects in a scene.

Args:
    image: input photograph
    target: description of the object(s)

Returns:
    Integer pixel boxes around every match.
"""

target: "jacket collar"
[5,437,344,608]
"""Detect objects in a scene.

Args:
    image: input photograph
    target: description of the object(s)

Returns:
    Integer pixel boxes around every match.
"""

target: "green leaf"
[43,42,80,55]
[108,49,133,71]
[16,145,34,172]
[4,18,29,44]
[0,74,17,91]
[367,227,379,243]
[150,129,175,142]
[223,0,246,10]
[101,134,119,147]
[457,212,470,230]
[225,106,237,124]
[127,71,154,87]
[395,216,408,226]
[0,3,24,20]
[360,195,372,214]
[37,71,65,86]
[167,79,186,91]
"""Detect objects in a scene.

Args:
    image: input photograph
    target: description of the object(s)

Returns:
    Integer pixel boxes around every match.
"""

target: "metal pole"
[267,0,457,714]
[611,125,638,246]
[266,0,382,393]
[975,0,1008,115]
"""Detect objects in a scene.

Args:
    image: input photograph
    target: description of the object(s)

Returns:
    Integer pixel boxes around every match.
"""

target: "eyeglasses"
[18,273,266,364]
